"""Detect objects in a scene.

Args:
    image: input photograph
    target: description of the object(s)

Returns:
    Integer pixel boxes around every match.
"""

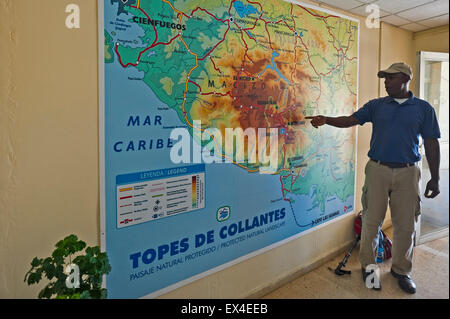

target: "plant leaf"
[25,234,111,299]
[26,272,42,285]
[80,290,92,299]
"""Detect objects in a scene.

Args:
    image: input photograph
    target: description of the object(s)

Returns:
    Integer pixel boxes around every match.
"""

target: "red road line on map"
[188,7,231,61]
[190,7,229,23]
[199,25,231,61]
[201,91,233,97]
[210,57,222,74]
[298,5,339,19]
[287,4,356,105]
[153,33,180,47]
[242,0,263,34]
[228,0,237,15]
[115,32,179,68]
[133,5,158,46]
[188,80,202,92]
[280,175,287,197]
[115,5,181,68]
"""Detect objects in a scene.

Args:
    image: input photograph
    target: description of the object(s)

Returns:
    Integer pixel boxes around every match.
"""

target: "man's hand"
[305,115,327,128]
[423,138,440,199]
[424,178,440,198]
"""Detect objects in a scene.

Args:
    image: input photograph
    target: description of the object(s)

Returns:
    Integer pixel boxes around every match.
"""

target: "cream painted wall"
[414,25,449,54]
[0,0,416,299]
[0,0,99,298]
[379,22,415,96]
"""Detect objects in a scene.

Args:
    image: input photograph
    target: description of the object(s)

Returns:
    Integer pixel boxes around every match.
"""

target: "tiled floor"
[262,228,449,299]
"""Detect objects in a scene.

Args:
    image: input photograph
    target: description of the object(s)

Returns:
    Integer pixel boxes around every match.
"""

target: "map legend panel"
[116,165,205,228]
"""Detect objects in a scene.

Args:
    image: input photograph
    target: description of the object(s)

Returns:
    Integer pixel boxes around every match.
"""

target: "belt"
[371,159,415,168]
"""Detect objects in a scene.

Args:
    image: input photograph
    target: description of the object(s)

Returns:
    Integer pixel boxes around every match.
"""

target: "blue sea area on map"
[234,1,259,17]
[288,192,354,230]
[105,1,146,48]
[110,0,137,16]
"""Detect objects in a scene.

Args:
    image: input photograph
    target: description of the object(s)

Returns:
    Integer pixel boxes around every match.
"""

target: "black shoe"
[362,267,382,290]
[391,269,416,294]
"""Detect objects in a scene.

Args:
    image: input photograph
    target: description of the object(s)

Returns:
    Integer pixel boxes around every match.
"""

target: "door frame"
[415,51,449,245]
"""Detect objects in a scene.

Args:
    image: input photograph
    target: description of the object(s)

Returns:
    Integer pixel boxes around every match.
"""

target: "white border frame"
[98,0,107,290]
[98,0,360,298]
[98,0,106,253]
[415,51,449,246]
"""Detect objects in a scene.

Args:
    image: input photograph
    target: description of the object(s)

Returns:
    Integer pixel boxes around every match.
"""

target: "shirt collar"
[385,91,415,105]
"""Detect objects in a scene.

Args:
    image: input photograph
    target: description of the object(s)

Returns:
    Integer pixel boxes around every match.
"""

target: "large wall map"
[100,0,359,298]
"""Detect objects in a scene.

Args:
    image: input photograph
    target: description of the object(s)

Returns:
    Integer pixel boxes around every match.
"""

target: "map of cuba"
[104,0,358,218]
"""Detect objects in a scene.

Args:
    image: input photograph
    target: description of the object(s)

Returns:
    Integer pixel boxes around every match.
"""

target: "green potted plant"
[24,234,111,299]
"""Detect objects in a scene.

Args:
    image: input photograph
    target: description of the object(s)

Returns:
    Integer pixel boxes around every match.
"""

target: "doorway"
[416,51,449,245]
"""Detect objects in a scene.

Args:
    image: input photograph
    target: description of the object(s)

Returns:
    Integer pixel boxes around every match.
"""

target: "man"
[306,62,441,294]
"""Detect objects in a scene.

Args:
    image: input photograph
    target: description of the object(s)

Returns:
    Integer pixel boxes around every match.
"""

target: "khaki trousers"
[359,160,421,276]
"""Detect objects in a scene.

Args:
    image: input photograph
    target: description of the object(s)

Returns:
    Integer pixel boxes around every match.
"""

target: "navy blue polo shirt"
[352,91,441,163]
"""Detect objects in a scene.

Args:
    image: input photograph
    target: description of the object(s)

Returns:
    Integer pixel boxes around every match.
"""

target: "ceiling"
[315,0,449,32]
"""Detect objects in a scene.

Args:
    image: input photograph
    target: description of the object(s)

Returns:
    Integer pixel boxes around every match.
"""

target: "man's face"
[384,73,409,97]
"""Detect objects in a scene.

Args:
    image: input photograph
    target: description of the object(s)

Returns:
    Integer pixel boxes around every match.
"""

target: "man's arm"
[305,115,360,128]
[423,138,440,198]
